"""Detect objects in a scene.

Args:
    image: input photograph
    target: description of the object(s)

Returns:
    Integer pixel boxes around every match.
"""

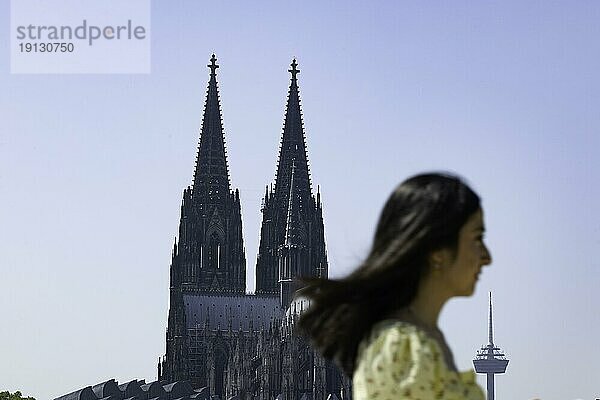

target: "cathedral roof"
[184,293,283,331]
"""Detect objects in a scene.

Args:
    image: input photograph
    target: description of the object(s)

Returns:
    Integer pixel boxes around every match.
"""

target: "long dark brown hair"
[296,172,481,375]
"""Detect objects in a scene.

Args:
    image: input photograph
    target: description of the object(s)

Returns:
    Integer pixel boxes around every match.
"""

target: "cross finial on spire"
[208,54,219,76]
[289,58,300,81]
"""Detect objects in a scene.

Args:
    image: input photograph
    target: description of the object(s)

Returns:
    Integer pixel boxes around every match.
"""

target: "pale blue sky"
[1,1,599,399]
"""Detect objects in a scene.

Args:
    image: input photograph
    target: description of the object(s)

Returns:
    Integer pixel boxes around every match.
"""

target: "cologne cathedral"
[158,55,352,400]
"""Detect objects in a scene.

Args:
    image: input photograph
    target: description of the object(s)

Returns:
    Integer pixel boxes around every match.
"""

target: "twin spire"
[192,54,313,214]
[192,54,231,209]
[273,58,312,215]
[255,56,327,294]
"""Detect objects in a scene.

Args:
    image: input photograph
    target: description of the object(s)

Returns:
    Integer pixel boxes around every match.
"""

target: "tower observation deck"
[473,292,509,400]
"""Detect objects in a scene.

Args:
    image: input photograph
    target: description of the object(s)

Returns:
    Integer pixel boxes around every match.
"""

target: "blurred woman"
[297,172,491,400]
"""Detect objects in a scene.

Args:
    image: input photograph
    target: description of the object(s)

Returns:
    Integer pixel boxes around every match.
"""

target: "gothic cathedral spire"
[256,59,328,299]
[192,54,231,209]
[162,54,247,382]
[179,54,246,293]
[273,59,312,212]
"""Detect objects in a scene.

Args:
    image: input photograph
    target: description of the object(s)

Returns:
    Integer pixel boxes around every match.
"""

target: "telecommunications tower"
[473,292,509,400]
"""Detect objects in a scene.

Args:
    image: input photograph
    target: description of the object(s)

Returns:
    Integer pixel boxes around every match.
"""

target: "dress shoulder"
[352,321,484,400]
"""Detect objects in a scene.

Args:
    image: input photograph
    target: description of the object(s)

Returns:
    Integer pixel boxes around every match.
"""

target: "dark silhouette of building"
[53,378,209,400]
[159,55,350,400]
[255,59,328,302]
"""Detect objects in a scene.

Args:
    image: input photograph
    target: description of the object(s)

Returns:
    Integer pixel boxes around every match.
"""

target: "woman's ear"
[428,248,453,270]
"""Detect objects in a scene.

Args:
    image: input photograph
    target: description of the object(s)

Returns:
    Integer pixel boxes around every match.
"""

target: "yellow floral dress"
[353,320,484,400]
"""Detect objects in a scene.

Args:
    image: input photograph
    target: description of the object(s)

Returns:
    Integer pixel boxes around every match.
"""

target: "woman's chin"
[459,283,477,297]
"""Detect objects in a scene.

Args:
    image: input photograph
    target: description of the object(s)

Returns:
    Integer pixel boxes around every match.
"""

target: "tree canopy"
[0,391,36,400]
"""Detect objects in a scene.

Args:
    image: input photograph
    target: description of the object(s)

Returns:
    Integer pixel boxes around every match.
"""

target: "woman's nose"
[481,243,492,265]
